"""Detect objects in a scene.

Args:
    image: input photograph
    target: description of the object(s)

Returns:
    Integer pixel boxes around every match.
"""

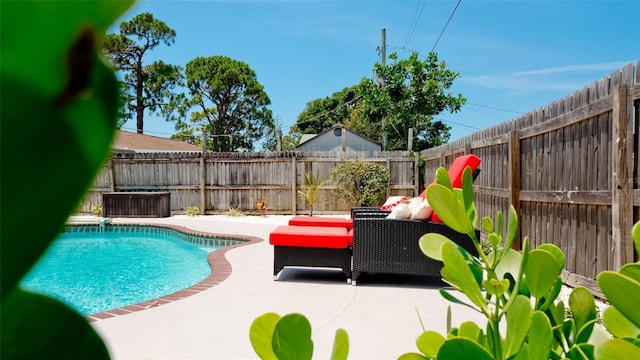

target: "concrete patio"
[88,215,486,359]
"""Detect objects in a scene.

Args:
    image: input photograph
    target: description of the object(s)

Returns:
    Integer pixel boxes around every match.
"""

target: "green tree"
[179,56,274,152]
[281,131,302,151]
[358,51,465,151]
[262,120,301,152]
[294,85,361,135]
[103,12,183,133]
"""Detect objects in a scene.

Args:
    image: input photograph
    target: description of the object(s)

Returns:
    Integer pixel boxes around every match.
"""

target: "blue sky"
[111,0,640,144]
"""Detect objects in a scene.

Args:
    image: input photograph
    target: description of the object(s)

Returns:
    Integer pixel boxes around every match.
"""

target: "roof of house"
[296,124,380,147]
[112,131,201,152]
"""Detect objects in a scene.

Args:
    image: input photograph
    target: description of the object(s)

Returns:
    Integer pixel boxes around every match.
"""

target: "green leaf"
[524,249,563,299]
[416,331,445,358]
[597,271,640,329]
[439,288,477,311]
[458,321,482,341]
[504,205,519,251]
[1,1,132,359]
[488,233,501,248]
[482,217,494,234]
[602,305,640,338]
[536,244,565,270]
[619,263,640,282]
[493,249,522,282]
[272,313,314,360]
[632,221,640,255]
[0,288,109,359]
[441,241,487,311]
[435,167,452,189]
[461,166,474,212]
[1,0,129,302]
[526,311,554,360]
[569,287,597,343]
[505,295,533,359]
[496,210,504,238]
[426,184,474,235]
[483,278,510,296]
[437,338,493,360]
[397,353,428,360]
[249,312,281,360]
[567,343,594,360]
[419,233,455,262]
[330,329,349,360]
[595,339,640,360]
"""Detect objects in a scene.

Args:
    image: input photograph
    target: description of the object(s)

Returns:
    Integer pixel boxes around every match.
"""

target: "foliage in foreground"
[408,166,640,359]
[329,160,391,207]
[1,1,134,358]
[250,312,349,360]
[251,166,640,360]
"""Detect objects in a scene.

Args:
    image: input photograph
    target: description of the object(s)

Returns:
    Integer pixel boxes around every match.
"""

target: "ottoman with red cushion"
[269,225,353,283]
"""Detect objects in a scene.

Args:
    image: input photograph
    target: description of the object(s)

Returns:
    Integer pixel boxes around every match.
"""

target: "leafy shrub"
[329,160,391,207]
[186,206,200,217]
[406,165,640,359]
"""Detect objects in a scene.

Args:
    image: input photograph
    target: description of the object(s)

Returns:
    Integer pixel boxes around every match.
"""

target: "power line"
[466,102,525,115]
[431,0,462,53]
[283,94,363,130]
[434,116,482,130]
[401,0,427,58]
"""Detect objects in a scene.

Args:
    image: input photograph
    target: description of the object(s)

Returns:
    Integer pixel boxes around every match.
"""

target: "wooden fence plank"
[611,84,633,270]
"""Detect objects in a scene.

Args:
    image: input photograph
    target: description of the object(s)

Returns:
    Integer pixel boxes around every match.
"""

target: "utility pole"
[381,28,387,150]
[380,28,387,66]
[381,28,386,66]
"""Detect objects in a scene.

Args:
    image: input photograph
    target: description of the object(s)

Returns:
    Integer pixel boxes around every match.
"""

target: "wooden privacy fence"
[80,151,418,215]
[421,62,640,287]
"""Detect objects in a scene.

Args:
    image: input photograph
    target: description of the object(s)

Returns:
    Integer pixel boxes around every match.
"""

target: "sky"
[111,0,640,145]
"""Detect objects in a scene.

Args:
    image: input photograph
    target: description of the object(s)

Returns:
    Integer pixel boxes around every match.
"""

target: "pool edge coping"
[71,222,263,322]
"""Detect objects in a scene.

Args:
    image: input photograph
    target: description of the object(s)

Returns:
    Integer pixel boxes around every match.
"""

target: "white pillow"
[386,202,412,219]
[410,198,433,220]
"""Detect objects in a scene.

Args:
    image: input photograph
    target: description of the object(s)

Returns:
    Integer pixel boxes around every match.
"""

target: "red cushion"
[288,216,352,230]
[423,154,481,222]
[269,225,350,249]
[419,154,482,198]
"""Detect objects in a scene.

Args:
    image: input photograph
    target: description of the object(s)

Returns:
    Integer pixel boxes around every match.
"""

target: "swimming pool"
[20,224,244,316]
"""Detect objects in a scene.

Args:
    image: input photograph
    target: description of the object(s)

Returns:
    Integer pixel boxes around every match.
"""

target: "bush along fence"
[79,150,418,215]
[420,62,640,289]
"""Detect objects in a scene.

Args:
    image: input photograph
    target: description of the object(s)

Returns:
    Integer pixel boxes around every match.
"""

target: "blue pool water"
[21,230,219,316]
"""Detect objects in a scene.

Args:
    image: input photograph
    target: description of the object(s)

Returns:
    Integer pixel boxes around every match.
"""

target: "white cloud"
[512,61,633,76]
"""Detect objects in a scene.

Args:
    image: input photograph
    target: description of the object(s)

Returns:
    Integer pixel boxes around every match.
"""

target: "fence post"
[414,152,419,197]
[509,130,521,250]
[108,158,116,192]
[200,131,206,214]
[291,156,297,215]
[611,84,633,270]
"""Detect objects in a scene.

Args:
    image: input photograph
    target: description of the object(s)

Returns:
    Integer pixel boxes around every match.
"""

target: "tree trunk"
[135,61,144,133]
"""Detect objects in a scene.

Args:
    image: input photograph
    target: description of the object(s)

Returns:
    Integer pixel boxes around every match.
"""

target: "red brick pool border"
[85,223,262,322]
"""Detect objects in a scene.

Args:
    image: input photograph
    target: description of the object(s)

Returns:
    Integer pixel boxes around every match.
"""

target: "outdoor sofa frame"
[350,208,479,285]
[273,246,352,283]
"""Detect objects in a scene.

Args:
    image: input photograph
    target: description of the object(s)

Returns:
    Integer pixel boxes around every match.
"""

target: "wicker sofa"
[351,212,479,285]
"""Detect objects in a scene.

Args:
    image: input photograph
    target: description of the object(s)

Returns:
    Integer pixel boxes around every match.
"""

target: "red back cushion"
[422,154,481,222]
